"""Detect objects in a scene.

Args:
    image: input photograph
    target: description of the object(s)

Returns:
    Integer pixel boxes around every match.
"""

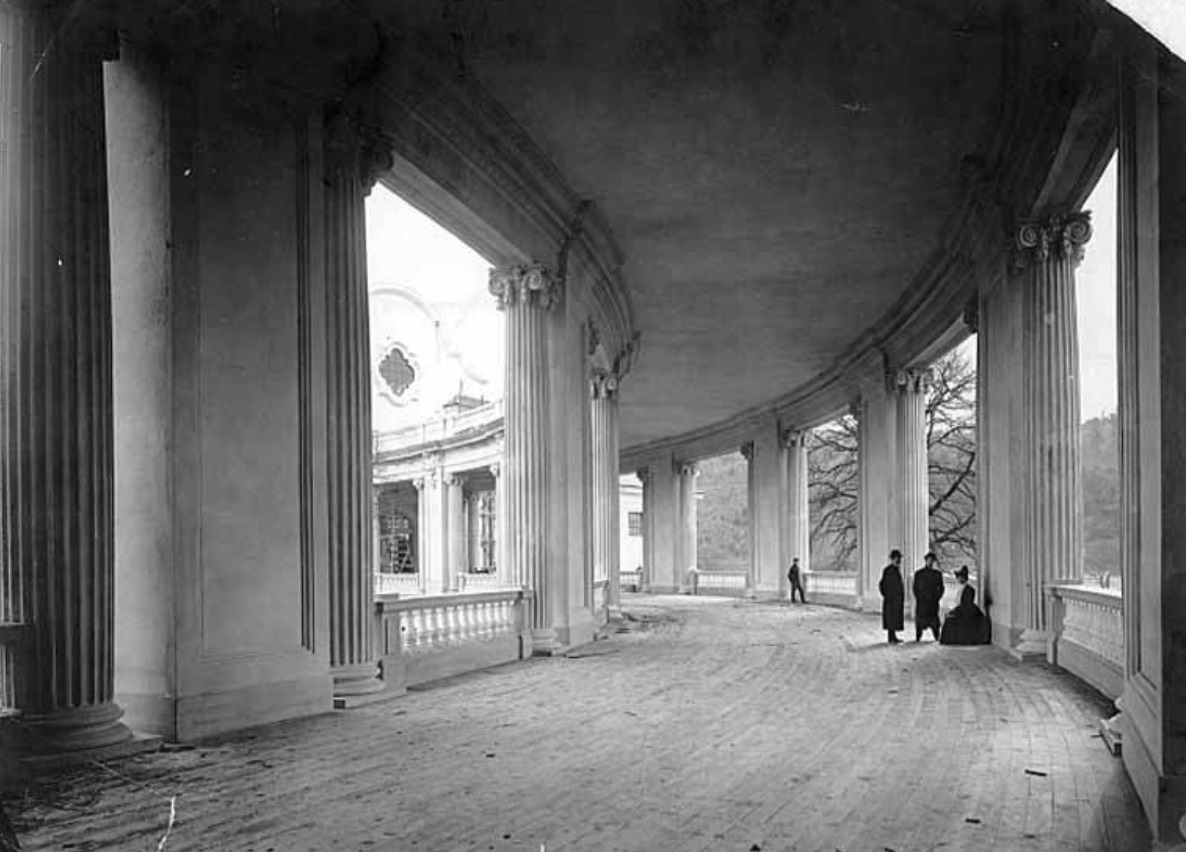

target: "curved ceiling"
[399,0,1010,450]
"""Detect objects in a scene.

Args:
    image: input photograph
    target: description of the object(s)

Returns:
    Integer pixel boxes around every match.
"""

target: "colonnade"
[374,465,501,594]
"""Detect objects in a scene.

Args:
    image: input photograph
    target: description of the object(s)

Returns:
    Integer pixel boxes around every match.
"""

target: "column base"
[530,627,564,656]
[331,662,385,709]
[17,703,135,754]
[1099,713,1123,756]
[1010,629,1049,660]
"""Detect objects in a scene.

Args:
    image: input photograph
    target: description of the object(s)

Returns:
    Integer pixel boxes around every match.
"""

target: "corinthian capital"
[489,263,562,311]
[1014,211,1092,268]
[590,371,619,400]
[780,428,807,450]
[893,368,932,395]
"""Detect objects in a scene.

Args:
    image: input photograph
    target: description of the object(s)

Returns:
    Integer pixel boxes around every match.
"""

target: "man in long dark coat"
[879,549,905,644]
[912,551,945,641]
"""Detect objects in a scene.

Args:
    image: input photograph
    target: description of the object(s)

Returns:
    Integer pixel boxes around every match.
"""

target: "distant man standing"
[879,549,905,644]
[787,557,807,603]
[912,551,945,641]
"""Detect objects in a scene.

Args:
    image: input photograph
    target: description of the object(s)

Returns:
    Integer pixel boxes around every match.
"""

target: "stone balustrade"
[689,567,748,596]
[803,571,859,607]
[457,572,509,592]
[1046,583,1124,700]
[373,399,504,457]
[621,568,643,592]
[374,572,423,597]
[374,590,528,688]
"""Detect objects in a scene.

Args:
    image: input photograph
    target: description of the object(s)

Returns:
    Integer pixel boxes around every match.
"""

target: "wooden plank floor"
[5,595,1152,851]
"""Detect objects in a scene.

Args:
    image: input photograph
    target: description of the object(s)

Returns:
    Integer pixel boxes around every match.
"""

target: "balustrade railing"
[374,572,423,597]
[621,567,643,592]
[1047,583,1124,700]
[458,572,509,591]
[690,567,748,595]
[373,400,504,456]
[374,589,527,688]
[804,571,857,599]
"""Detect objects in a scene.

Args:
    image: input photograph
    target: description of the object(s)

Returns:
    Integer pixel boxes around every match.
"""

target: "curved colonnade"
[0,0,1184,841]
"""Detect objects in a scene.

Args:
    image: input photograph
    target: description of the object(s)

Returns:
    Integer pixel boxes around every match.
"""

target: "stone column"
[490,264,560,645]
[637,468,654,593]
[490,462,506,583]
[606,399,623,616]
[0,3,138,753]
[894,368,931,610]
[590,374,616,590]
[677,463,698,593]
[324,108,389,705]
[1115,48,1186,842]
[783,429,811,575]
[1014,213,1091,652]
[858,374,896,610]
[445,475,465,591]
[413,478,430,593]
[418,469,448,594]
[742,442,757,597]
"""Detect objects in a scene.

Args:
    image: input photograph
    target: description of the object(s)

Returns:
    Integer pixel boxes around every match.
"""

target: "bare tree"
[807,347,978,570]
[807,415,859,570]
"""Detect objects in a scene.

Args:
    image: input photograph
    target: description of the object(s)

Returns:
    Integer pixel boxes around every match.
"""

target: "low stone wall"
[804,571,858,607]
[689,568,748,597]
[374,590,528,690]
[1047,584,1123,700]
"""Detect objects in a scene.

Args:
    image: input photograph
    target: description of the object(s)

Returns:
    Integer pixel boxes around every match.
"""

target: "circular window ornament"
[378,346,415,399]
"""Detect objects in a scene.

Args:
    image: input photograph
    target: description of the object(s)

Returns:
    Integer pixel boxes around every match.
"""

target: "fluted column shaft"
[742,443,757,596]
[677,463,698,592]
[784,431,811,573]
[490,462,506,581]
[1017,214,1090,639]
[638,469,654,593]
[590,373,622,615]
[413,478,430,593]
[445,476,465,591]
[589,377,612,586]
[0,3,132,752]
[895,370,931,598]
[606,401,622,613]
[491,266,559,637]
[324,110,386,700]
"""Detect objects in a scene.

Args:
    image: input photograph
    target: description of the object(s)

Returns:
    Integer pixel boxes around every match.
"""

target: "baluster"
[417,607,431,651]
[404,608,420,652]
[481,602,494,640]
[457,603,469,643]
[424,606,439,649]
[452,603,465,644]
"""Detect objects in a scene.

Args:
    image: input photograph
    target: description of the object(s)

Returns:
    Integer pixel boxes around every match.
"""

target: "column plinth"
[0,3,134,754]
[491,264,560,652]
[324,109,389,704]
[1016,213,1090,649]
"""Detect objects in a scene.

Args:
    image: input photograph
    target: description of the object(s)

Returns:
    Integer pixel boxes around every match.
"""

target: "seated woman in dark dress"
[940,565,991,645]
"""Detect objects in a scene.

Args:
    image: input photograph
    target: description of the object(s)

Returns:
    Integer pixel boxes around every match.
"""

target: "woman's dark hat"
[954,565,970,580]
[889,549,902,560]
